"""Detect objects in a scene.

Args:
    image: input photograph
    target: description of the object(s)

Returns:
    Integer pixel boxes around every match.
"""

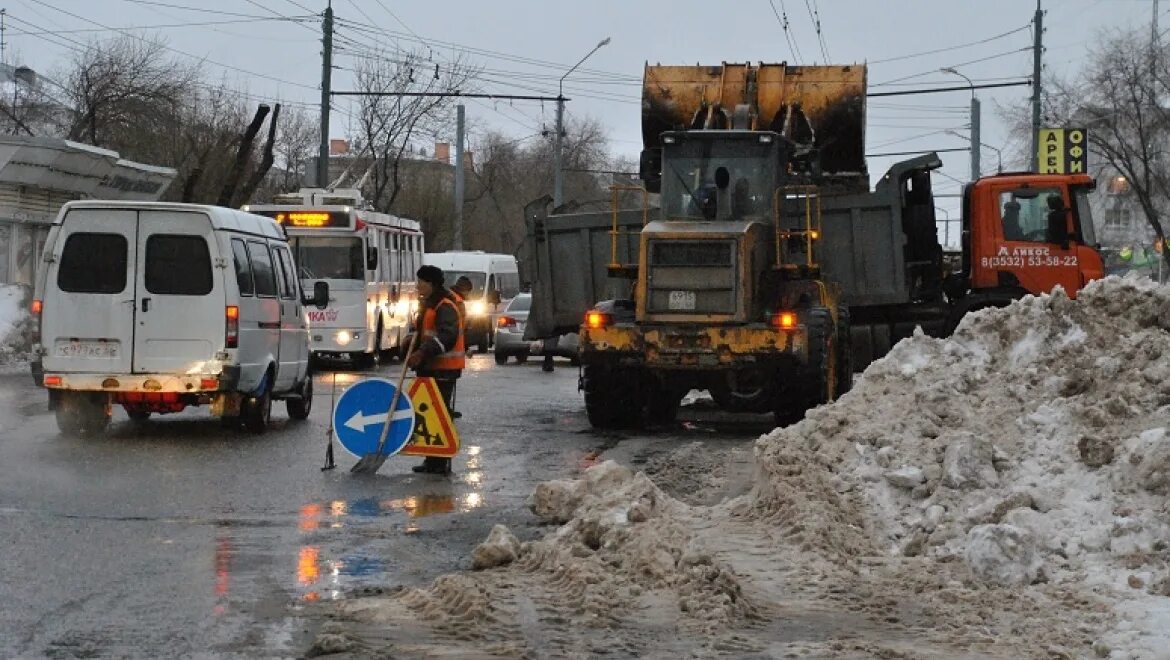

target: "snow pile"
[754,275,1170,657]
[0,285,31,365]
[333,461,759,656]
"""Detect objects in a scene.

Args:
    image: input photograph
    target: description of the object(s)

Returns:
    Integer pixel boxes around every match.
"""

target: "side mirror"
[366,246,378,270]
[487,289,502,306]
[305,281,329,309]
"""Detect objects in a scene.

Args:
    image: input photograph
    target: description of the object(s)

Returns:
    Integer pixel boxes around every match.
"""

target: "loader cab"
[658,131,785,223]
[963,173,1103,297]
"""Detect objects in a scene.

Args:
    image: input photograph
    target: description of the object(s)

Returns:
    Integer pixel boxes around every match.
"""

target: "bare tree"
[1038,26,1170,271]
[58,36,199,149]
[456,116,618,255]
[350,49,478,212]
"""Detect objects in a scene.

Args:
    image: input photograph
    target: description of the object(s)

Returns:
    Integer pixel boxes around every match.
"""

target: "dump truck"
[524,62,1104,428]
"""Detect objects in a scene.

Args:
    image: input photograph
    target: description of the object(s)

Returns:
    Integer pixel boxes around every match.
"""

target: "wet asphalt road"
[0,354,771,658]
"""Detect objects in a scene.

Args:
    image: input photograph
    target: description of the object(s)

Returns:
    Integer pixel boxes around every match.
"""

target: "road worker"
[407,265,464,474]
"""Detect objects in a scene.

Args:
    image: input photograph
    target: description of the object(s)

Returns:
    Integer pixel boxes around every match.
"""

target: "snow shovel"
[351,330,420,474]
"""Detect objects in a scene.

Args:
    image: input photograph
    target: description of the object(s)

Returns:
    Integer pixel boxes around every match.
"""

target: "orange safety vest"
[422,296,466,370]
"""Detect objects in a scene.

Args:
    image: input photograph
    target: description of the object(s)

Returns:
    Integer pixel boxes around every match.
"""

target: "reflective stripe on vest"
[423,296,465,370]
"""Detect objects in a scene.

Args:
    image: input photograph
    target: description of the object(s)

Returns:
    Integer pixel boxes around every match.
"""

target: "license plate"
[668,290,696,311]
[56,340,119,358]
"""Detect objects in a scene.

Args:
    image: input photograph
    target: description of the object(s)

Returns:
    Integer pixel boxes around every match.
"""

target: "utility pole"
[970,96,981,180]
[553,96,564,207]
[1030,0,1043,172]
[317,1,333,189]
[454,104,465,250]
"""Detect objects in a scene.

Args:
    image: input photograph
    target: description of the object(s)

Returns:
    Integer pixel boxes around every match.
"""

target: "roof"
[57,200,285,239]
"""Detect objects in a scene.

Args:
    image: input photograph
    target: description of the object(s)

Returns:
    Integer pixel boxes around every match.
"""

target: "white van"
[422,251,520,351]
[30,201,328,435]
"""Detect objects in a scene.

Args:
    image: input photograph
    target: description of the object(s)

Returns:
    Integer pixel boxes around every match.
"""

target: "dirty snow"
[320,275,1170,658]
[0,285,31,367]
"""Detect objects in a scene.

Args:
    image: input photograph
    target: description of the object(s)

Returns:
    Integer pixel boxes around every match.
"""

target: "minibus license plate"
[57,341,118,358]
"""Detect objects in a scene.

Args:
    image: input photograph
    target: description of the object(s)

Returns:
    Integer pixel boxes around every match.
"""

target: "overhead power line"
[121,0,299,20]
[26,0,317,90]
[768,0,802,63]
[873,47,1031,86]
[869,24,1031,66]
[804,0,830,61]
[10,15,313,35]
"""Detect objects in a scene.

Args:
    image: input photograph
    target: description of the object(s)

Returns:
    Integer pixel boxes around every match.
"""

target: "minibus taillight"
[30,299,42,343]
[226,306,240,348]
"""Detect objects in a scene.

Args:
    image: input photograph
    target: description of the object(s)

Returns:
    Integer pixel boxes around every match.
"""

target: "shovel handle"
[369,329,421,457]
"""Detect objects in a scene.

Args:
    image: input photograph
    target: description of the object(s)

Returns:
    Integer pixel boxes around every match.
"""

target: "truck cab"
[642,130,786,324]
[959,173,1103,301]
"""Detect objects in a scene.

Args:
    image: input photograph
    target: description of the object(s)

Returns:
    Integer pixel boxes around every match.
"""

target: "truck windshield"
[999,188,1063,242]
[662,139,776,220]
[1073,188,1098,246]
[290,236,364,280]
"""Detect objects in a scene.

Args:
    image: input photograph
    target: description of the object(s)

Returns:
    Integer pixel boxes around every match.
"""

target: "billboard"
[1038,128,1087,174]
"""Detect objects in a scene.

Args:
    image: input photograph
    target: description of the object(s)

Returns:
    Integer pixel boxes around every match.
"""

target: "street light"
[554,37,611,208]
[945,129,1002,176]
[941,67,980,181]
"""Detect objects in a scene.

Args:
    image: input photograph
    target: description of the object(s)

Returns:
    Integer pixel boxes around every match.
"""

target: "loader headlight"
[468,300,488,316]
[336,330,352,346]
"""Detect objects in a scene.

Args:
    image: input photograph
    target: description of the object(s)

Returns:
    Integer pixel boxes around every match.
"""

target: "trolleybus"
[245,188,423,367]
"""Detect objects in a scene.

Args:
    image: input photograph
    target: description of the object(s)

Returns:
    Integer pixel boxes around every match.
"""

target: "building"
[0,135,176,291]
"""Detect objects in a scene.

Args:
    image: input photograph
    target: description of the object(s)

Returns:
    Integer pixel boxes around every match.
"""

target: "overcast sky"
[7,0,1162,222]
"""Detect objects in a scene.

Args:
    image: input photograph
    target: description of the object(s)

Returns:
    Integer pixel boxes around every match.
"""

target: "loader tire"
[836,307,854,396]
[583,365,642,429]
[645,382,683,425]
[773,307,834,427]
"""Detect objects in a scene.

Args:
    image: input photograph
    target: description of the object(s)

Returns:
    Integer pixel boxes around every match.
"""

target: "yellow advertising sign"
[1038,128,1087,174]
[399,377,460,458]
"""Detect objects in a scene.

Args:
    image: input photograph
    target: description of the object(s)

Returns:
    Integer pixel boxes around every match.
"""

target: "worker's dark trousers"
[419,377,457,473]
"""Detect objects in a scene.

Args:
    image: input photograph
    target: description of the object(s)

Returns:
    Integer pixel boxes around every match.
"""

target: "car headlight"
[468,300,488,316]
[336,330,352,346]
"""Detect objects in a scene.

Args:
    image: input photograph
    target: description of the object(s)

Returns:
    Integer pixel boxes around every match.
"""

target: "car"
[424,251,520,352]
[30,200,328,435]
[493,293,579,365]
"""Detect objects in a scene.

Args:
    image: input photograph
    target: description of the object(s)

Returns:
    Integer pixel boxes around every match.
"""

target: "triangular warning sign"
[399,377,460,458]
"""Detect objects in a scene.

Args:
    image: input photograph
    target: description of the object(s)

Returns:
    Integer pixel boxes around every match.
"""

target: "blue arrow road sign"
[333,377,416,459]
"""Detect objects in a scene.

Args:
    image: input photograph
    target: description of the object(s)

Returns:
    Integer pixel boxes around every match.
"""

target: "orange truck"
[524,62,1103,428]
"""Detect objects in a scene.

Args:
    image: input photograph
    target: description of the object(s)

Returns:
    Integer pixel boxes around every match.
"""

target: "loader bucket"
[642,62,867,180]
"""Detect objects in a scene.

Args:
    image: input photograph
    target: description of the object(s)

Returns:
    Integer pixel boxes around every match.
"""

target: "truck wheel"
[774,308,834,427]
[286,375,313,421]
[494,351,508,365]
[583,365,642,429]
[836,307,854,396]
[242,375,273,434]
[645,384,683,425]
[805,307,835,407]
[56,392,109,436]
[126,408,151,422]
